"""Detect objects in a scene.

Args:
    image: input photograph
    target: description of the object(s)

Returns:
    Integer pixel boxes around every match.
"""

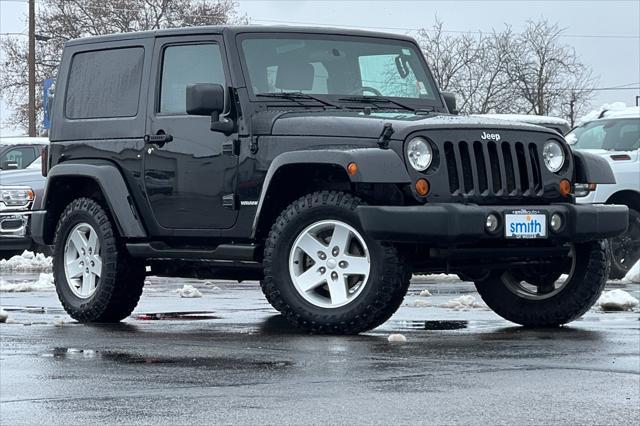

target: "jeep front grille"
[444,141,543,197]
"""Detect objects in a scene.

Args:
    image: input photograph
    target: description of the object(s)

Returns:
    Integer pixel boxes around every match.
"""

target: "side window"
[159,44,225,114]
[66,47,144,119]
[0,147,37,169]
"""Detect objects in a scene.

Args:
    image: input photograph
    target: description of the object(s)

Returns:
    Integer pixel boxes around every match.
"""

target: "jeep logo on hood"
[481,131,501,141]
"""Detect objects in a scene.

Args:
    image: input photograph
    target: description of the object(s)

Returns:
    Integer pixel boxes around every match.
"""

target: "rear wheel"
[53,198,145,322]
[261,191,410,334]
[608,208,640,279]
[474,241,608,327]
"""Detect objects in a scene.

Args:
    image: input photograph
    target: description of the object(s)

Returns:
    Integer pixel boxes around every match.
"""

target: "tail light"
[41,146,49,177]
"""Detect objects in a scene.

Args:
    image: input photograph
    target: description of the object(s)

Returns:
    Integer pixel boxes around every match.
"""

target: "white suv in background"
[568,107,640,279]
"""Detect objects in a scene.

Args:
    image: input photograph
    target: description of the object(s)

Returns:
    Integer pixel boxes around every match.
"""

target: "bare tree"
[504,20,596,119]
[417,21,516,115]
[416,19,596,122]
[0,0,246,133]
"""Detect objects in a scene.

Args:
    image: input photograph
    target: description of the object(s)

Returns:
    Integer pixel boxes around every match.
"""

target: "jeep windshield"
[568,118,640,151]
[239,34,442,110]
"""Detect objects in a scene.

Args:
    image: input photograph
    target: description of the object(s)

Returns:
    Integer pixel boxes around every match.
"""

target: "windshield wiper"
[338,96,416,112]
[256,92,342,109]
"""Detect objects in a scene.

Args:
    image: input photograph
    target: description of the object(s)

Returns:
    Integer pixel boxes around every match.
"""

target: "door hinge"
[222,194,238,210]
[222,139,240,156]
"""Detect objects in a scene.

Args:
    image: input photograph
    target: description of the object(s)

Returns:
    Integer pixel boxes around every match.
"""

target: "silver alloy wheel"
[63,222,103,299]
[503,245,576,300]
[289,220,371,309]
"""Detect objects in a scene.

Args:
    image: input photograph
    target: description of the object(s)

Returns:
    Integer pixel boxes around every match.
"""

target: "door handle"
[144,132,173,147]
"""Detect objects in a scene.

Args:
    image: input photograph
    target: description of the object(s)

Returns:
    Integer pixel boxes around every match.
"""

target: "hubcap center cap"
[326,258,338,269]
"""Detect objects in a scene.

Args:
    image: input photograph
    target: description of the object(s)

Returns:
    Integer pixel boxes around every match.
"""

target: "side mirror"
[186,83,234,135]
[442,92,458,115]
[1,161,19,170]
[186,83,225,116]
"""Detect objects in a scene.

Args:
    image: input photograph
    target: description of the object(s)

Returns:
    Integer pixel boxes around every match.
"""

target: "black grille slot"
[459,142,473,193]
[444,142,459,193]
[529,143,542,193]
[515,142,529,192]
[488,142,502,194]
[473,142,488,193]
[501,142,516,193]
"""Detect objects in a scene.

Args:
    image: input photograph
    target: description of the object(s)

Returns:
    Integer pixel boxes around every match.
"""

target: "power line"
[1,0,639,40]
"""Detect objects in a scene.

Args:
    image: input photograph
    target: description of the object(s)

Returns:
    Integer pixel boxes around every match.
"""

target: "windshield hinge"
[377,123,394,149]
[250,136,259,154]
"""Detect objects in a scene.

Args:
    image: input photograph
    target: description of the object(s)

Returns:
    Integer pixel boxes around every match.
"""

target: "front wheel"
[474,241,608,327]
[261,191,410,334]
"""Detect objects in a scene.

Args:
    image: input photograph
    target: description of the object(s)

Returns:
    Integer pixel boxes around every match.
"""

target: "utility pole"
[28,0,36,137]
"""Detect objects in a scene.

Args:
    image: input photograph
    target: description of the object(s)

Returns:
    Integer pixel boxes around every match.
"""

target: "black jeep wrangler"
[32,26,627,333]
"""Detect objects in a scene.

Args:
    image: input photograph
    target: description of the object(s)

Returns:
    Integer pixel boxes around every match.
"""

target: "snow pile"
[440,295,486,310]
[0,251,52,272]
[623,261,640,284]
[387,333,407,343]
[595,289,639,312]
[410,300,432,308]
[0,273,55,292]
[176,284,202,298]
[419,289,432,297]
[204,281,222,291]
[0,308,8,323]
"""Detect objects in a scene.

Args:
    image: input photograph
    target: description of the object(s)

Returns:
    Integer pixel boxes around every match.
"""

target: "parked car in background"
[473,114,571,135]
[568,107,640,279]
[0,157,50,259]
[0,137,48,170]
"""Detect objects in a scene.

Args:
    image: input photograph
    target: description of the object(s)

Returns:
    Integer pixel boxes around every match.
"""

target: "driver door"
[144,35,238,231]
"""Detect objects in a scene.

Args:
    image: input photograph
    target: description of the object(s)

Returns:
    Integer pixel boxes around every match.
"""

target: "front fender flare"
[41,161,147,239]
[251,148,410,237]
[572,151,616,184]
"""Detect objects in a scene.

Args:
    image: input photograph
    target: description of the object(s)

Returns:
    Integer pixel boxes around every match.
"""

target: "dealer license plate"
[505,211,547,239]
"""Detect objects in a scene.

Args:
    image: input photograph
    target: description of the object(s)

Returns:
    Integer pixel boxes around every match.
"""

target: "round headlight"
[407,137,433,171]
[543,140,565,173]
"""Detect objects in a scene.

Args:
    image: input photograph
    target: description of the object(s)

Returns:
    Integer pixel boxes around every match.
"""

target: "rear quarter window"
[65,47,144,119]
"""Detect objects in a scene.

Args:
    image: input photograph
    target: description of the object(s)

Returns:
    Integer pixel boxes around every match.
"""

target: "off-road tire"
[608,208,640,280]
[53,198,145,322]
[261,191,410,334]
[474,240,608,327]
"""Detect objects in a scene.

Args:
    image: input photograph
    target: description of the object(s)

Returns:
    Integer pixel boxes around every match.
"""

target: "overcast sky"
[1,0,639,135]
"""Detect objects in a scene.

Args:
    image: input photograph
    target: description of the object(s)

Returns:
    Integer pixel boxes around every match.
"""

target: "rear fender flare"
[43,162,147,238]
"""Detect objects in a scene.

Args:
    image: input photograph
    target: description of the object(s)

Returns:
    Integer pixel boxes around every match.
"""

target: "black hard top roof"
[64,25,416,47]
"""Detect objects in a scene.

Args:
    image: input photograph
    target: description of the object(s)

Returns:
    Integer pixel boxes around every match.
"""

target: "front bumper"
[357,203,628,244]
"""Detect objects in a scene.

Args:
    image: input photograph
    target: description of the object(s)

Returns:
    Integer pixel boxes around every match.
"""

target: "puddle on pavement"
[134,311,220,321]
[392,320,469,330]
[48,347,292,369]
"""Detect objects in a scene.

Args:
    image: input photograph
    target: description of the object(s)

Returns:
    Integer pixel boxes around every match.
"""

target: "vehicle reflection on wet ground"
[1,275,638,424]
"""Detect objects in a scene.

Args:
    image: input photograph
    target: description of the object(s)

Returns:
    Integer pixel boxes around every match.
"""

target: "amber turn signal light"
[559,179,571,196]
[347,162,358,176]
[416,179,430,196]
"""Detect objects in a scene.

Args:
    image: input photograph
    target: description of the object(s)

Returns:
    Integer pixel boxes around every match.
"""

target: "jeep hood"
[251,110,558,140]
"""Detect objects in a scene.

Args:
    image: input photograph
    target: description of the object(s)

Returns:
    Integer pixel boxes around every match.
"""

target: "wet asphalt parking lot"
[1,274,639,425]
